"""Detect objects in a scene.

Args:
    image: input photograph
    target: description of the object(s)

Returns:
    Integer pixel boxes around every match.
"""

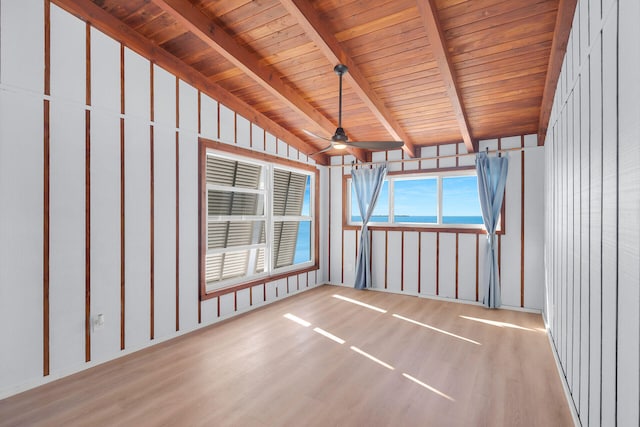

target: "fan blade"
[346,140,405,150]
[310,144,334,156]
[303,129,333,142]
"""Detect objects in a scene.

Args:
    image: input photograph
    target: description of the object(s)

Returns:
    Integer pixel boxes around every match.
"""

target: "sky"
[352,176,482,218]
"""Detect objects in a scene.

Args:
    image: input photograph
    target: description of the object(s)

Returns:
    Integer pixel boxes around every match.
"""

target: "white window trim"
[205,150,315,293]
[347,168,487,229]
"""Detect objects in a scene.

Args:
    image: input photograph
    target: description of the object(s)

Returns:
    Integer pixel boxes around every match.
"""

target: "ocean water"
[353,215,484,224]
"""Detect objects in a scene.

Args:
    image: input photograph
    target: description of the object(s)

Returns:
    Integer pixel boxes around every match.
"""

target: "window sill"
[342,223,504,235]
[200,263,319,300]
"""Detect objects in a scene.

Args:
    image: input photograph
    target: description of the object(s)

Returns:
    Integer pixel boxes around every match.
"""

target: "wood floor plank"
[0,285,572,426]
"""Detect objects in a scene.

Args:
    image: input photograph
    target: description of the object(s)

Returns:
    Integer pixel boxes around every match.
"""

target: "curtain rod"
[327,145,530,168]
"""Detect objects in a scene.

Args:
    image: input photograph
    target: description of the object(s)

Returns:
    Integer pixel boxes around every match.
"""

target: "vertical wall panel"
[153,66,175,128]
[219,293,234,318]
[438,144,456,168]
[178,81,198,133]
[343,230,356,287]
[438,233,456,298]
[50,5,85,104]
[500,151,522,308]
[219,104,235,143]
[457,234,476,301]
[0,0,43,92]
[600,9,618,425]
[90,28,119,113]
[237,288,251,312]
[386,149,402,172]
[371,231,386,289]
[124,49,149,121]
[199,94,218,139]
[419,233,437,296]
[236,114,251,148]
[49,103,85,373]
[0,92,43,394]
[386,231,402,292]
[524,147,545,309]
[329,158,343,283]
[265,132,277,154]
[402,232,419,294]
[588,34,603,427]
[251,123,264,151]
[124,119,150,350]
[89,111,121,363]
[617,0,640,424]
[153,127,176,340]
[178,132,199,332]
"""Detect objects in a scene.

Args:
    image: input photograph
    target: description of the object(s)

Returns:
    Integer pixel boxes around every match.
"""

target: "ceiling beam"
[152,0,367,162]
[417,0,477,153]
[537,0,578,145]
[279,0,416,158]
[52,0,329,165]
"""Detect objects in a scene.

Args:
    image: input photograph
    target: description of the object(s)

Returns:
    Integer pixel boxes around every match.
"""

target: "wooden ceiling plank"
[279,0,417,157]
[537,0,578,144]
[152,0,367,161]
[52,0,329,165]
[417,0,476,153]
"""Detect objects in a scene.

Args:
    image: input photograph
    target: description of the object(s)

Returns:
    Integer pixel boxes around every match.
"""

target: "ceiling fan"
[306,64,404,154]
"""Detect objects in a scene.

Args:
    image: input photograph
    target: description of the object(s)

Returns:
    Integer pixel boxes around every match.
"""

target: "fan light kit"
[306,64,404,155]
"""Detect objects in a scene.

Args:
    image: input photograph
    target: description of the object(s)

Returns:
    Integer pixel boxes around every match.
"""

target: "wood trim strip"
[328,160,331,283]
[384,230,388,289]
[314,167,320,271]
[341,229,344,285]
[119,44,125,350]
[475,234,479,302]
[455,233,459,299]
[418,233,422,294]
[85,111,91,361]
[175,78,180,331]
[400,232,404,291]
[197,91,201,135]
[436,232,440,296]
[521,140,526,308]
[43,99,51,377]
[149,125,155,340]
[198,139,206,304]
[84,22,91,363]
[43,0,51,378]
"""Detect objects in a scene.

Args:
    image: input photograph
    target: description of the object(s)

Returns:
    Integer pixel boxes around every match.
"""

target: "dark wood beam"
[152,0,367,162]
[52,0,329,165]
[417,0,476,153]
[537,0,578,145]
[279,0,416,158]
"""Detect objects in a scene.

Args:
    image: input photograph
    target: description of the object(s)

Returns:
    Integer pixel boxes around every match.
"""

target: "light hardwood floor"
[0,285,573,426]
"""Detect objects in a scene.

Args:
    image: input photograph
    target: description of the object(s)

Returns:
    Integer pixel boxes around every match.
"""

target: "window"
[204,151,314,293]
[348,169,485,228]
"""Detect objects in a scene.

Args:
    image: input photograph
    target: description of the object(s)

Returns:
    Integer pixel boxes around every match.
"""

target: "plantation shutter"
[272,169,307,268]
[206,155,264,284]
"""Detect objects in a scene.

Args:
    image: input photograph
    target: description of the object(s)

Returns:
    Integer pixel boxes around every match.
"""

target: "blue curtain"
[476,152,509,308]
[352,164,387,289]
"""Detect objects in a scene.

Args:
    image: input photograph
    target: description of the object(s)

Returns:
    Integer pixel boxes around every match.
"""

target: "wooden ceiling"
[55,0,575,164]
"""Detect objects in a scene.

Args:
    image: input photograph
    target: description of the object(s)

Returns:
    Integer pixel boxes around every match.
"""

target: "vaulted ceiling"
[55,0,576,164]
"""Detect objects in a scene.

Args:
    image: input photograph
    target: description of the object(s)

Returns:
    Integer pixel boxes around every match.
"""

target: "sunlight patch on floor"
[392,313,481,345]
[402,373,455,401]
[313,327,346,344]
[459,315,536,331]
[332,294,387,313]
[350,346,395,370]
[283,313,311,327]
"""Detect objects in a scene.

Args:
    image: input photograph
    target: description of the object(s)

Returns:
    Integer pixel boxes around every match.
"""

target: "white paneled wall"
[544,0,640,425]
[0,1,324,398]
[328,137,545,311]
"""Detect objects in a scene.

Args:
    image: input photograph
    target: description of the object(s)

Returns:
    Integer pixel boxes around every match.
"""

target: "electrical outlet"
[92,314,105,331]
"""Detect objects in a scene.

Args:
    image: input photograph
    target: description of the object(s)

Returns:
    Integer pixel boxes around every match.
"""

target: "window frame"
[342,166,505,234]
[199,138,319,300]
